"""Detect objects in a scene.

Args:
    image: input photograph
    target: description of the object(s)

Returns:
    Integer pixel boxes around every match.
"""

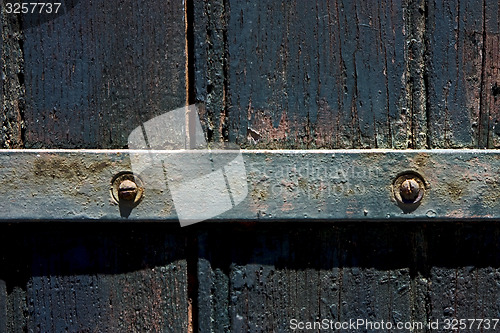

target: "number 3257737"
[4,3,62,14]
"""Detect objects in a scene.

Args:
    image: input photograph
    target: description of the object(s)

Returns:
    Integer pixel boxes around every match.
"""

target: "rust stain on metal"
[281,202,294,212]
[444,182,466,202]
[414,152,430,168]
[33,155,81,179]
[445,209,468,218]
[482,182,500,208]
[33,155,113,180]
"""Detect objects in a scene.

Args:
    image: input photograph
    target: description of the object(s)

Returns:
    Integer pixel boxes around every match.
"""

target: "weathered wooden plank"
[0,8,24,148]
[1,2,192,331]
[2,1,499,332]
[426,0,500,148]
[408,225,431,329]
[483,2,500,148]
[424,1,500,328]
[192,2,500,331]
[427,224,500,331]
[197,223,500,332]
[194,0,415,149]
[197,224,413,332]
[21,0,187,148]
[0,224,188,332]
[0,280,6,333]
[192,0,228,142]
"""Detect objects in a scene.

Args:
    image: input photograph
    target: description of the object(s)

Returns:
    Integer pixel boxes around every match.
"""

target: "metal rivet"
[400,179,420,201]
[394,172,425,205]
[111,172,144,205]
[118,179,138,201]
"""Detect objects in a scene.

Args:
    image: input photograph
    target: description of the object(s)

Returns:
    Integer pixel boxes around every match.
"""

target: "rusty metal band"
[0,149,498,222]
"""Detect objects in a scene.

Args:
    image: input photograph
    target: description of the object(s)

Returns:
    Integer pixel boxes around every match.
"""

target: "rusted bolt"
[118,179,138,201]
[394,172,425,205]
[400,178,420,201]
[111,172,144,205]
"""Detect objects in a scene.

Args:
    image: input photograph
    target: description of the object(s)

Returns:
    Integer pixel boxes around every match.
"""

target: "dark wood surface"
[0,8,24,148]
[1,1,191,331]
[197,223,414,332]
[0,224,188,333]
[1,0,500,332]
[425,224,500,327]
[193,1,500,332]
[20,0,187,148]
[195,0,423,149]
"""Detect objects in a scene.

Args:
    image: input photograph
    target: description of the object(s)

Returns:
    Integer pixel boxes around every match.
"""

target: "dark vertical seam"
[185,0,195,106]
[184,1,199,332]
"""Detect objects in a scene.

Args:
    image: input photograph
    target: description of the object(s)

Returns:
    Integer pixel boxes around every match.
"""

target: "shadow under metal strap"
[0,149,498,222]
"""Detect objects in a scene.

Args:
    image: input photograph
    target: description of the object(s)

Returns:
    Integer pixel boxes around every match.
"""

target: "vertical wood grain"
[482,1,500,147]
[193,1,500,332]
[426,0,500,148]
[195,0,419,149]
[2,0,500,331]
[1,1,191,331]
[0,224,189,332]
[423,1,500,329]
[193,1,424,331]
[196,224,413,332]
[193,0,228,142]
[21,0,186,148]
[426,224,500,328]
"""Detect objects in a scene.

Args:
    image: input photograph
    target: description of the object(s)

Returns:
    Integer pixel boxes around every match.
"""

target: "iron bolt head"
[111,172,144,206]
[118,179,138,200]
[400,178,420,201]
[393,172,425,206]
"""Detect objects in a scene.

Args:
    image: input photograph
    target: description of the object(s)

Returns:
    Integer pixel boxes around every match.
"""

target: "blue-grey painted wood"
[192,1,500,332]
[2,0,500,331]
[426,0,500,148]
[1,1,191,331]
[195,0,416,149]
[20,0,187,148]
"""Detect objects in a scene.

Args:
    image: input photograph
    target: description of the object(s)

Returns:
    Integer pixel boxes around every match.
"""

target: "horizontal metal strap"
[0,149,498,222]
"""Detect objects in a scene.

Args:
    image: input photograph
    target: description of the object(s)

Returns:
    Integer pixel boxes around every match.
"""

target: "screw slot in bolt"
[111,172,144,205]
[394,172,425,205]
[400,178,420,201]
[118,179,138,201]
